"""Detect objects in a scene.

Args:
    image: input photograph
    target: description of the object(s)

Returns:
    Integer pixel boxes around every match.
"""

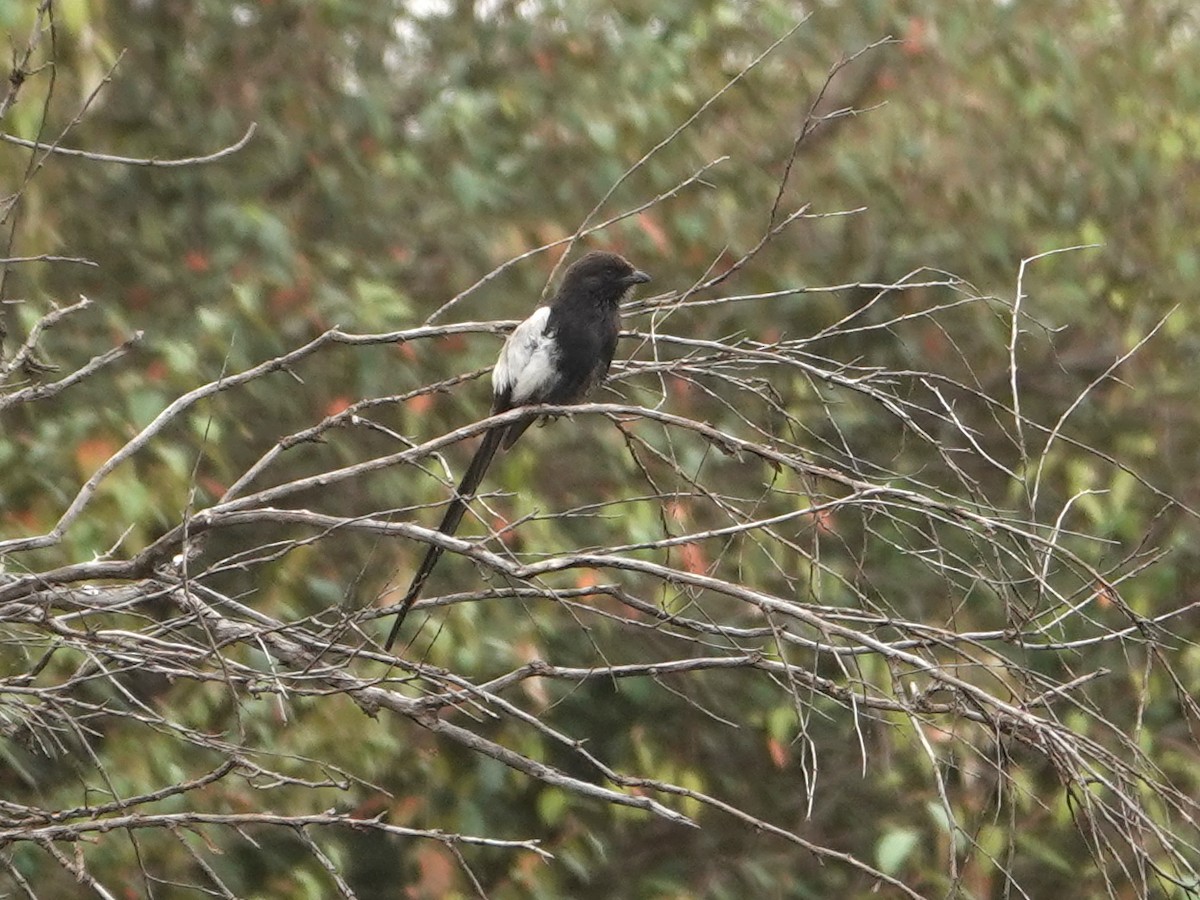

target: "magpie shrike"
[384,251,651,650]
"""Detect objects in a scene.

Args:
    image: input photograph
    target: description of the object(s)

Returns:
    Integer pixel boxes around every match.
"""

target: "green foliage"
[4,1,1200,898]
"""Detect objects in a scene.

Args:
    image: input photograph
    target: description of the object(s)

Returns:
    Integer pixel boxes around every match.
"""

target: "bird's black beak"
[623,270,652,286]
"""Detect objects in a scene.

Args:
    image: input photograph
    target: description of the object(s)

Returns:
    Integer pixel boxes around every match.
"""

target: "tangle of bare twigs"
[2,10,1198,900]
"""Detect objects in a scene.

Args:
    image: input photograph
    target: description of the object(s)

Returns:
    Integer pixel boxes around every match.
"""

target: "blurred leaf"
[875,828,920,875]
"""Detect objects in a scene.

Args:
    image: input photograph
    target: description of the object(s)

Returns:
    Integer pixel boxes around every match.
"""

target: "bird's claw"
[538,410,575,428]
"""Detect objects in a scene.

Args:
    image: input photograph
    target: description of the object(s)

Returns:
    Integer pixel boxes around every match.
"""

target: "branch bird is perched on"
[384,251,651,650]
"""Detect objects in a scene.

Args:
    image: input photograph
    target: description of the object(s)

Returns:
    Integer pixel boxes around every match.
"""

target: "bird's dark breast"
[544,302,620,404]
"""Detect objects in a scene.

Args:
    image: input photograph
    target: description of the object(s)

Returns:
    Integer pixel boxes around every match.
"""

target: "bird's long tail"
[383,424,507,650]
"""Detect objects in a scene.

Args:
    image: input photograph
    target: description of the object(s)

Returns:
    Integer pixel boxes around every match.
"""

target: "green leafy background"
[3,1,1200,897]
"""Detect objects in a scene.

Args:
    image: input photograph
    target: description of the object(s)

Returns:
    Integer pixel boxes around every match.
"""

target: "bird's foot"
[537,410,575,428]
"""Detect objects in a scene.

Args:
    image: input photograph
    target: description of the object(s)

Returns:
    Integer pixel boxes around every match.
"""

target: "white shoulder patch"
[492,306,556,404]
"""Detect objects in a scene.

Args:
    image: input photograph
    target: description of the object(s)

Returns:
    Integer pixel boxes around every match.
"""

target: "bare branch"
[0,122,258,168]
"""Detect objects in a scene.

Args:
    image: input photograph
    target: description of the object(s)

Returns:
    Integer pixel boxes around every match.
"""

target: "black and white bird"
[383,251,651,650]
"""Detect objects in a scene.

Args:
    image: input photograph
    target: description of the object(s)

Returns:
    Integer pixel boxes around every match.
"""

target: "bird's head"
[556,251,651,306]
